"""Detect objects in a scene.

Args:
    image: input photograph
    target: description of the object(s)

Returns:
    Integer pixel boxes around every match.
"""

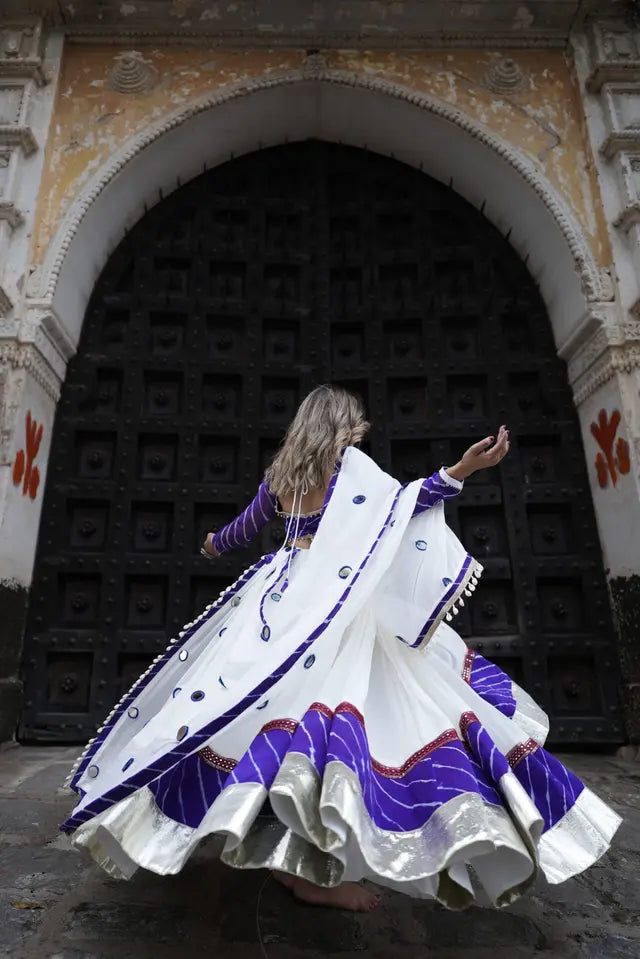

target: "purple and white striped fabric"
[512,746,583,832]
[461,712,584,833]
[413,467,463,512]
[212,481,278,554]
[466,651,517,719]
[145,702,584,838]
[211,468,463,556]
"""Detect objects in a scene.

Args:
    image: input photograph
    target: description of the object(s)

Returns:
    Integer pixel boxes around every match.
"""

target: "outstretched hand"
[447,426,510,482]
[201,532,220,558]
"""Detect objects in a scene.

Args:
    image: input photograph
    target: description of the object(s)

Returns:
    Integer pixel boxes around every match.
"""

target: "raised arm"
[412,426,510,517]
[411,467,463,516]
[204,480,277,556]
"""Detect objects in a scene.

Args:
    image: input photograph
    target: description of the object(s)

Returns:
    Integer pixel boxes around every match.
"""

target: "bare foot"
[272,871,381,912]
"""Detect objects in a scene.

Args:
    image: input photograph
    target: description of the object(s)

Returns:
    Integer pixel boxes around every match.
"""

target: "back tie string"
[281,486,304,593]
[258,486,305,636]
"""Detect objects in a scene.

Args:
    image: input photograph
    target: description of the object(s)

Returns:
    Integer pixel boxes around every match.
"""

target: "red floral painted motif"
[590,409,631,488]
[12,411,43,500]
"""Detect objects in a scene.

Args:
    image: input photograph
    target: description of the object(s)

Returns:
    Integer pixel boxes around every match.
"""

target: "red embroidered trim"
[199,704,538,780]
[462,648,476,684]
[459,711,480,738]
[371,728,459,778]
[260,718,298,735]
[335,701,365,726]
[199,745,237,772]
[199,699,543,789]
[307,702,368,724]
[308,702,334,720]
[506,738,540,768]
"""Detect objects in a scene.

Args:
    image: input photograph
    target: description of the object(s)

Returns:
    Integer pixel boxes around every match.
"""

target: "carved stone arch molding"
[29,68,611,360]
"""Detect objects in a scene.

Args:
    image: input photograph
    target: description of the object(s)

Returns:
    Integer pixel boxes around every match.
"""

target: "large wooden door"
[20,142,622,744]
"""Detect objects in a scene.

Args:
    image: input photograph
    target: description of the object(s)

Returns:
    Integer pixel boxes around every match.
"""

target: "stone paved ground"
[1,746,639,959]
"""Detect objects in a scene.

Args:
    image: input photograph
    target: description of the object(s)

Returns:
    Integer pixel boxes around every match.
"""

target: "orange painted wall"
[32,45,610,267]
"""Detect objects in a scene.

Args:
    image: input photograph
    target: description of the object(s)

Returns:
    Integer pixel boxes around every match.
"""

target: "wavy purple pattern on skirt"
[461,714,584,834]
[150,705,503,831]
[148,705,587,837]
[512,746,584,832]
[468,653,516,719]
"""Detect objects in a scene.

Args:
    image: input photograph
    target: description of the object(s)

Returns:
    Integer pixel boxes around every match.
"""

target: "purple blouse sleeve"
[411,467,463,517]
[211,480,277,554]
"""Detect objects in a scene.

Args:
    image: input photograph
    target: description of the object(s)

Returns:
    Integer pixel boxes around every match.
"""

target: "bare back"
[278,486,328,516]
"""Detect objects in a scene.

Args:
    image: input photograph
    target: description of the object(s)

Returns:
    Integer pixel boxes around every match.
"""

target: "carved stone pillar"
[0,19,44,316]
[571,15,640,740]
[0,18,64,740]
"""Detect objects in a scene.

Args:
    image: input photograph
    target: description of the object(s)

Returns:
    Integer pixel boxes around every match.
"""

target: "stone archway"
[20,140,621,744]
[31,70,609,357]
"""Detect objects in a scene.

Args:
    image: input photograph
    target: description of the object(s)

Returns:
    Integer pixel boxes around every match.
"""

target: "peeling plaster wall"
[32,46,611,271]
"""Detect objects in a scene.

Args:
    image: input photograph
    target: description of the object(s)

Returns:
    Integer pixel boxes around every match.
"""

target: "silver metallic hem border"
[266,755,542,905]
[538,785,622,884]
[71,754,620,910]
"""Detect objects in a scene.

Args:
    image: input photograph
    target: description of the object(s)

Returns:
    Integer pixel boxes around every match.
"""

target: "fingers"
[463,427,510,475]
[493,428,510,459]
[493,429,508,455]
[481,426,510,465]
[468,436,495,456]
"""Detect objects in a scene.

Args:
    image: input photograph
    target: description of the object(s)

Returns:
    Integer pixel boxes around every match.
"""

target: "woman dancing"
[61,385,620,912]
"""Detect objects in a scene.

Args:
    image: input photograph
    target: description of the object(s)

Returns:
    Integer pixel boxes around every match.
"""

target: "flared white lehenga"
[61,447,621,908]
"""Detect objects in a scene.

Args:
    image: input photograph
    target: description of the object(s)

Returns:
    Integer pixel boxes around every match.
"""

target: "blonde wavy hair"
[265,385,370,496]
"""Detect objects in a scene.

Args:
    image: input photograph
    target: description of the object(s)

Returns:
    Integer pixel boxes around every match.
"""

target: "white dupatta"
[65,447,481,824]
